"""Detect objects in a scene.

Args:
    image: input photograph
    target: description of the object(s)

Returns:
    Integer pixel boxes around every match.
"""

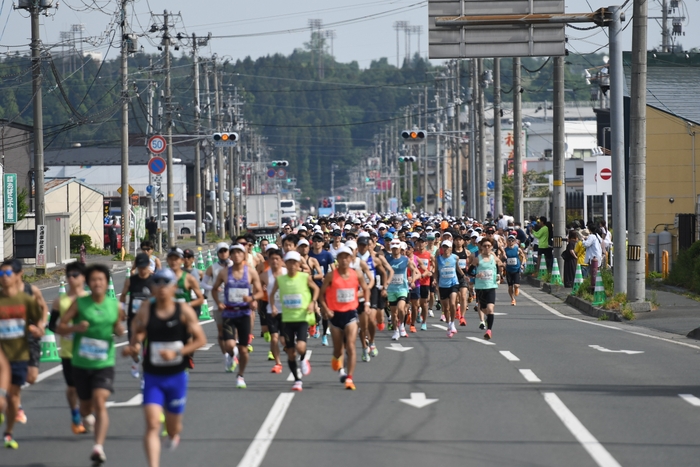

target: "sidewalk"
[638,287,700,338]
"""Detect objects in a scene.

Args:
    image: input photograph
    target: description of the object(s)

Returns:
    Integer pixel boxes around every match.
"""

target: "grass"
[86,247,111,256]
[597,313,610,321]
[113,253,135,262]
[23,269,64,283]
[649,289,661,308]
[603,292,628,311]
[621,304,636,321]
[206,232,225,243]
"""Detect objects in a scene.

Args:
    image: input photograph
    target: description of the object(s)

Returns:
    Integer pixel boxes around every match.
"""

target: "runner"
[48,261,89,434]
[413,236,433,330]
[120,253,153,378]
[133,241,161,273]
[122,268,206,467]
[504,233,526,306]
[296,238,323,338]
[319,246,370,390]
[386,239,420,341]
[269,251,319,391]
[406,242,421,333]
[58,264,125,465]
[212,245,263,388]
[308,232,335,345]
[200,242,232,361]
[433,240,465,337]
[182,249,202,317]
[0,259,43,450]
[358,235,387,358]
[471,238,503,340]
[259,247,286,373]
[345,240,375,362]
[453,234,471,327]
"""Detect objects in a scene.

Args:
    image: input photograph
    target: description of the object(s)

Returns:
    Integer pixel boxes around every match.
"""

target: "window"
[544,149,553,158]
[572,149,592,159]
[576,168,584,176]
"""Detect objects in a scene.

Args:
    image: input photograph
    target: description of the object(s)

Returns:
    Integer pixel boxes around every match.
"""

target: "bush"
[667,241,700,292]
[70,234,92,253]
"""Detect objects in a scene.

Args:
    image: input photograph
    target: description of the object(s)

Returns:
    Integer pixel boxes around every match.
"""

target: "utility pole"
[204,61,216,232]
[552,56,566,271]
[423,87,429,213]
[628,0,648,303]
[192,33,207,245]
[513,57,524,223]
[162,10,175,247]
[213,59,226,239]
[477,58,487,219]
[493,58,503,217]
[661,0,670,53]
[455,61,462,216]
[120,0,130,256]
[469,59,477,217]
[146,57,155,218]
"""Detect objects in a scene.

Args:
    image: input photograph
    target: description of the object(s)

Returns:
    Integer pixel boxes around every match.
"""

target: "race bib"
[0,319,25,340]
[78,337,109,361]
[227,287,248,303]
[150,341,184,366]
[507,258,518,266]
[458,259,467,269]
[481,270,494,282]
[390,274,404,285]
[131,298,143,311]
[440,268,455,278]
[336,288,355,303]
[420,259,430,269]
[282,294,303,309]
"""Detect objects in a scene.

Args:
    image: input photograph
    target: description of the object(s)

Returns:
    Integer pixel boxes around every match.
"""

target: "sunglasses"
[0,270,13,277]
[482,244,493,248]
[238,242,248,247]
[142,248,153,252]
[217,249,228,254]
[151,278,173,286]
[67,272,82,278]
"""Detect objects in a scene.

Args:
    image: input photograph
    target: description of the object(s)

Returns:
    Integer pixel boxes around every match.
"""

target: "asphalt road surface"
[5,279,700,467]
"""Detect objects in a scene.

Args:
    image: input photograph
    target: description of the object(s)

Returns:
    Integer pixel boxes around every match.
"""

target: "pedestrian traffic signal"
[212,132,239,147]
[271,161,289,167]
[398,156,417,163]
[401,130,427,144]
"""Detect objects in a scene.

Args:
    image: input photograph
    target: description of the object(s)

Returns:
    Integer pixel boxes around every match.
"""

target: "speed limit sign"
[147,135,167,154]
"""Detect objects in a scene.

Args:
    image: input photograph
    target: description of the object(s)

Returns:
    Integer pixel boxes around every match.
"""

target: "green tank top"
[71,295,119,369]
[475,254,499,290]
[175,272,191,303]
[58,295,75,359]
[277,272,312,323]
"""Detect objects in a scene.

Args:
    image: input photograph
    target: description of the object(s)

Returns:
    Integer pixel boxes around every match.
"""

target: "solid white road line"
[520,290,700,351]
[543,392,622,467]
[679,394,700,407]
[466,336,495,346]
[519,369,541,382]
[499,350,520,362]
[236,393,295,467]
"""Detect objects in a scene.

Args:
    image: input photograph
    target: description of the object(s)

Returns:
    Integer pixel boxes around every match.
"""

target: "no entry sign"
[600,168,612,180]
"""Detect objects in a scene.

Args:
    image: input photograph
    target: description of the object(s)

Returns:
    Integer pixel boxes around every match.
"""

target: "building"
[0,120,33,205]
[44,178,104,248]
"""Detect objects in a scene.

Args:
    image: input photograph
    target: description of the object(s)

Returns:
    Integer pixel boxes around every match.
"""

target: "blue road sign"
[487,180,495,190]
[146,185,153,194]
[267,169,276,178]
[148,156,166,175]
[415,196,424,203]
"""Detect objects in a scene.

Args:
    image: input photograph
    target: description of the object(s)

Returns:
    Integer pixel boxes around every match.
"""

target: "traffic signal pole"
[163,10,175,248]
[513,58,524,223]
[213,60,226,239]
[120,0,130,256]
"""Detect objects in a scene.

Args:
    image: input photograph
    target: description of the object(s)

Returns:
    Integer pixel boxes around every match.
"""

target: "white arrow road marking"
[199,343,215,351]
[236,393,295,467]
[286,350,312,381]
[399,392,438,408]
[466,336,496,346]
[432,324,448,330]
[385,343,413,352]
[589,345,644,355]
[544,393,622,467]
[106,393,142,408]
[679,394,700,407]
[499,351,520,362]
[519,369,541,382]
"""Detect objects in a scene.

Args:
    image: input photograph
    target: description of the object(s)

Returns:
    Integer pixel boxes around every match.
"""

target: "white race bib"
[0,319,25,340]
[150,341,184,366]
[481,270,494,281]
[440,268,455,278]
[507,258,518,266]
[420,259,430,269]
[131,298,143,311]
[390,274,404,285]
[78,337,109,361]
[458,259,467,269]
[336,288,355,303]
[227,287,248,303]
[282,294,303,309]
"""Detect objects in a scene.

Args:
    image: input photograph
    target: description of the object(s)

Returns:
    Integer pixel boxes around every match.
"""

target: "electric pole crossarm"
[436,11,604,27]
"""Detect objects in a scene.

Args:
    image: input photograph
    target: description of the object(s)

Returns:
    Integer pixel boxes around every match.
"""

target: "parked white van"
[160,211,213,236]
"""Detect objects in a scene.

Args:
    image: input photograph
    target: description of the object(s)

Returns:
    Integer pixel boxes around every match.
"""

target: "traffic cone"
[524,249,534,274]
[537,255,548,280]
[197,252,206,272]
[107,276,116,299]
[592,271,606,306]
[572,264,584,295]
[199,300,212,321]
[206,250,213,269]
[549,259,564,286]
[40,330,61,363]
[58,281,66,297]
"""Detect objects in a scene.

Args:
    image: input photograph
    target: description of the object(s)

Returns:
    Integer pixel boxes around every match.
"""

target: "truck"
[246,193,281,235]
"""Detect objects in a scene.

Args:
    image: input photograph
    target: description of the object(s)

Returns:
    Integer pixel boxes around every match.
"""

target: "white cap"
[297,239,310,247]
[345,240,358,250]
[343,224,352,230]
[284,251,302,262]
[390,240,401,249]
[265,244,279,252]
[399,241,407,250]
[410,232,420,238]
[281,223,288,228]
[441,240,453,248]
[216,242,230,251]
[358,231,370,238]
[298,225,308,231]
[442,231,453,237]
[335,246,354,258]
[313,225,323,232]
[378,223,388,229]
[230,244,246,253]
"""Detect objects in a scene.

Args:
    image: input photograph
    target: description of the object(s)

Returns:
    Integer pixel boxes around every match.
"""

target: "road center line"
[466,336,495,346]
[543,392,622,467]
[499,350,520,361]
[519,369,541,382]
[236,393,295,467]
[679,394,700,407]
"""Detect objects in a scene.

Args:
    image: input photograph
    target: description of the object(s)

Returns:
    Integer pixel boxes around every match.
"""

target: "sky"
[0,0,697,67]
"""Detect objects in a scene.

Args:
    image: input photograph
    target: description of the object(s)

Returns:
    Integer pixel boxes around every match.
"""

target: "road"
[5,282,700,467]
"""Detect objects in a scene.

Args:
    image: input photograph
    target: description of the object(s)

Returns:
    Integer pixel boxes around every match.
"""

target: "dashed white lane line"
[679,394,700,407]
[432,324,448,330]
[519,290,700,351]
[466,336,495,346]
[286,350,312,381]
[499,350,520,362]
[543,392,622,467]
[236,393,295,467]
[519,369,541,383]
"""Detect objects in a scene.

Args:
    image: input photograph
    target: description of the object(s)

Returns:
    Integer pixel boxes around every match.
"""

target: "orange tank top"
[325,268,359,312]
[261,261,271,301]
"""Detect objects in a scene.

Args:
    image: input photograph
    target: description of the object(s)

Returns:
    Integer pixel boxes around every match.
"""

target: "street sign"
[3,173,17,224]
[36,225,46,268]
[148,156,166,175]
[600,168,612,181]
[429,0,565,58]
[117,185,135,196]
[147,135,167,154]
[267,168,276,178]
[152,175,162,184]
[146,185,153,194]
[487,180,495,191]
[276,168,287,178]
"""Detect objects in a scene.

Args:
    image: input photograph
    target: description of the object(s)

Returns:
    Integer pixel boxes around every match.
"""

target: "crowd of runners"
[0,212,541,466]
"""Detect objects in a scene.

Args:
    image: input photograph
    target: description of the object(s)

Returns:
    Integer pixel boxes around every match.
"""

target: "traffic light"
[212,132,239,147]
[271,161,289,167]
[401,129,427,144]
[398,156,417,163]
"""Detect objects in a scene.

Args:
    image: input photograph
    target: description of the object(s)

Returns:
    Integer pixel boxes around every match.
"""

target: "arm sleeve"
[201,273,214,291]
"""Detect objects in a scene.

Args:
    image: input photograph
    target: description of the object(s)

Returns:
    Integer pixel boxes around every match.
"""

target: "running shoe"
[474,305,479,313]
[399,325,408,338]
[224,353,234,372]
[459,317,467,326]
[247,344,254,353]
[130,362,140,379]
[4,434,18,449]
[451,322,458,335]
[292,381,303,392]
[271,363,283,373]
[236,376,247,389]
[391,329,400,340]
[515,287,520,297]
[84,414,95,433]
[0,413,3,425]
[362,348,371,362]
[345,377,356,390]
[420,323,427,331]
[456,311,462,321]
[339,368,348,383]
[309,325,317,337]
[436,302,442,311]
[301,359,311,376]
[377,322,386,331]
[72,422,87,435]
[264,331,271,343]
[331,356,343,371]
[388,322,393,331]
[369,344,378,357]
[166,434,180,451]
[314,327,321,338]
[428,309,434,318]
[90,445,106,465]
[447,327,455,338]
[268,351,275,361]
[511,299,516,306]
[409,325,417,333]
[15,409,27,424]
[484,329,492,340]
[479,321,486,330]
[322,335,329,346]
[416,315,423,323]
[440,314,446,322]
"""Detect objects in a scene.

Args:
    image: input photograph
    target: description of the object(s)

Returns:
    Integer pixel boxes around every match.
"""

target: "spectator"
[108,220,119,255]
[532,216,553,273]
[146,216,158,243]
[563,230,579,287]
[582,228,603,292]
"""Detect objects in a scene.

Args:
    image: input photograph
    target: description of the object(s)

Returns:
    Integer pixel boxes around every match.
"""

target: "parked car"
[104,224,122,250]
[160,211,213,236]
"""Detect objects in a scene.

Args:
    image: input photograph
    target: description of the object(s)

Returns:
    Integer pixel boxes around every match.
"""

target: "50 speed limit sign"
[147,135,167,154]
